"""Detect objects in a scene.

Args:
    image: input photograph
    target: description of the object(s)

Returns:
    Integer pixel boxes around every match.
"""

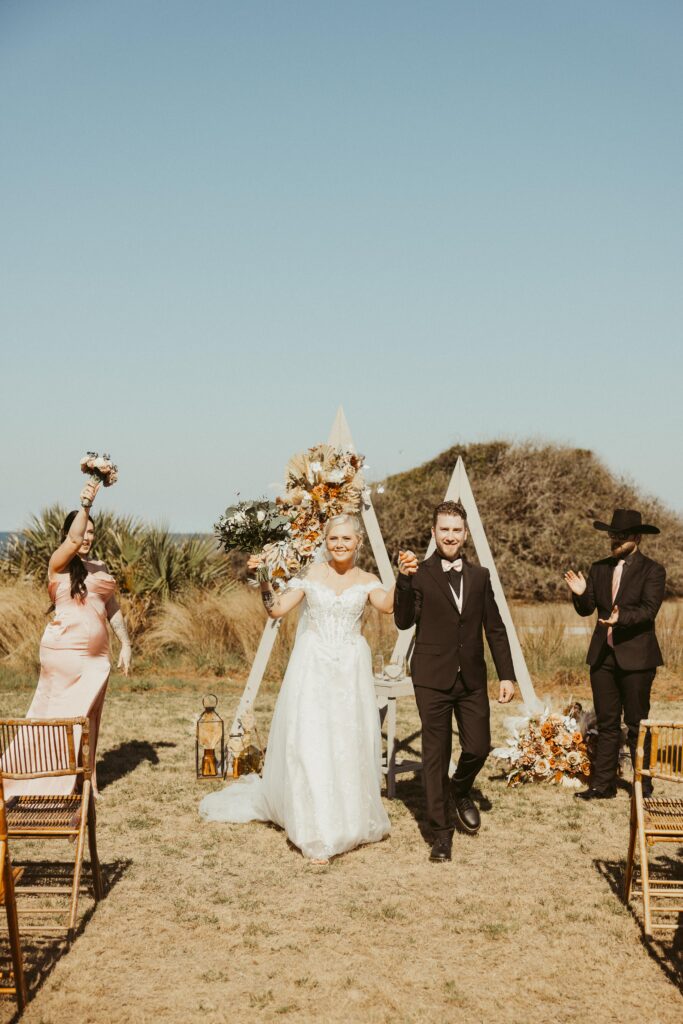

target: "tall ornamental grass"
[0,507,235,638]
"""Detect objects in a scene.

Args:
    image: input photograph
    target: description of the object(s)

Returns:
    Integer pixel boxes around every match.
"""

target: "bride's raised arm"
[367,577,396,615]
[366,551,418,615]
[246,555,305,620]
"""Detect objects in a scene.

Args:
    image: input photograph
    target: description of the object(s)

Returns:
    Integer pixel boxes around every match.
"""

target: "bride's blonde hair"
[323,514,364,561]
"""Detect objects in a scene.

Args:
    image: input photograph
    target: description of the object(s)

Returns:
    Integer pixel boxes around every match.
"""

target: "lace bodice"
[292,578,383,647]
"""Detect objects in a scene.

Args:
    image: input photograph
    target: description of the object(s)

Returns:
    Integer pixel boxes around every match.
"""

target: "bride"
[199,514,397,863]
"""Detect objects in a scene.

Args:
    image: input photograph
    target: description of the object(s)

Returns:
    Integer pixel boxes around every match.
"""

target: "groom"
[395,500,516,863]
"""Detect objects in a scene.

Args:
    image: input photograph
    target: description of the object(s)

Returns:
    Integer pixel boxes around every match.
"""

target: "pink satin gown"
[3,570,116,799]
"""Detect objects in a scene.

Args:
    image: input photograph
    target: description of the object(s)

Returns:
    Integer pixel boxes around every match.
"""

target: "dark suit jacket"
[573,549,666,670]
[394,552,515,691]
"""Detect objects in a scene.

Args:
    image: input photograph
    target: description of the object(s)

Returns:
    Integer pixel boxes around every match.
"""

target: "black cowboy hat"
[593,508,660,535]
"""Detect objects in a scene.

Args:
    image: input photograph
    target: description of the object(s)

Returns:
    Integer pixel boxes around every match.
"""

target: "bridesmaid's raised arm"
[48,481,99,577]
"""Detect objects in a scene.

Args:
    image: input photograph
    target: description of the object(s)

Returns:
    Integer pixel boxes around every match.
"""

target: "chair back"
[0,776,8,900]
[636,720,683,785]
[0,717,91,781]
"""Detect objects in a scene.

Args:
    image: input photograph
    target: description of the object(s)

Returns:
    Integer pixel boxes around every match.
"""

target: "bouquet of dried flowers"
[214,500,292,580]
[80,451,118,487]
[492,701,595,788]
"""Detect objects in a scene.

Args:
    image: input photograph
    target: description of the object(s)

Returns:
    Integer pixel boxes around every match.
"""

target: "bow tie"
[442,558,463,573]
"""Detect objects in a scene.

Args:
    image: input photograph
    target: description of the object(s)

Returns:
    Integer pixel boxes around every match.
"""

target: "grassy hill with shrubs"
[371,440,683,600]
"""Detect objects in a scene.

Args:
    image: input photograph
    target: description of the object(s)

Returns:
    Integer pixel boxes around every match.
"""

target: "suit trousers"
[590,648,655,795]
[414,675,491,836]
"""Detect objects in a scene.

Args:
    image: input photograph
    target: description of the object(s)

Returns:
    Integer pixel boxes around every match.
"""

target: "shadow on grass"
[390,729,494,844]
[1,858,132,1023]
[98,740,177,791]
[384,727,429,845]
[594,856,683,989]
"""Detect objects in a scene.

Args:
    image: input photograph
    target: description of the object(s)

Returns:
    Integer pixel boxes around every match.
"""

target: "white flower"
[492,745,520,761]
[326,469,345,484]
[257,510,266,523]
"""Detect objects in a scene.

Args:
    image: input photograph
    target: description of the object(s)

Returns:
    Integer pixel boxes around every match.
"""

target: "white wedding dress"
[199,578,391,860]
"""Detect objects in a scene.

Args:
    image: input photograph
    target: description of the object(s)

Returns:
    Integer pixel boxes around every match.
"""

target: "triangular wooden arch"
[231,409,537,731]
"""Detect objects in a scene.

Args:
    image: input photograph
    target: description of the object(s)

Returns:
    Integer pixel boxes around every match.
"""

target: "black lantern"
[196,694,225,779]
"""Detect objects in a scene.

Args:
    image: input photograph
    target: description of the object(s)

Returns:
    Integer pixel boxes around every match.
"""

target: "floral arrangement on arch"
[214,444,366,588]
[492,701,595,788]
[278,444,365,555]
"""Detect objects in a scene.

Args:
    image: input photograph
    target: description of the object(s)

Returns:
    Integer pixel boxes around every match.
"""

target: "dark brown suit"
[573,549,665,670]
[395,552,515,835]
[573,548,666,793]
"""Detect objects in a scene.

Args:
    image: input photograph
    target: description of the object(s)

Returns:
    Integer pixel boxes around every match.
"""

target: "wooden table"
[374,674,423,798]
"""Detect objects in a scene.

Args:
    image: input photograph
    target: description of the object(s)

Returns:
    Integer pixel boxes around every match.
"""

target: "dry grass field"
[0,657,681,1024]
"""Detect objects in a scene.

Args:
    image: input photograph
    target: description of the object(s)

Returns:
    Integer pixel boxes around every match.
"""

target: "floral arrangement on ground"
[492,701,596,788]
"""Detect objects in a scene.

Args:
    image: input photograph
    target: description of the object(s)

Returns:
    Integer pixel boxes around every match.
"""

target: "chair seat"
[7,794,82,832]
[643,797,683,833]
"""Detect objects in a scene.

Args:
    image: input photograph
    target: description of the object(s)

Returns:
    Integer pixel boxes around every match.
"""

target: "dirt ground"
[0,672,681,1024]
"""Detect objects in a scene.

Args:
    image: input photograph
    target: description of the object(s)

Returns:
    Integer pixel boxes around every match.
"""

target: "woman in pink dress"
[4,480,132,798]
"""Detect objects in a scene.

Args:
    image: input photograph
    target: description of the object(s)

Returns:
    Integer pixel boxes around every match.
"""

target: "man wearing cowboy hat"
[564,509,666,800]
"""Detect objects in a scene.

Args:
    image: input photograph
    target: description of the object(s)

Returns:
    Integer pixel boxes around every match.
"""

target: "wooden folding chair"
[0,777,27,1011]
[0,717,103,942]
[624,720,683,936]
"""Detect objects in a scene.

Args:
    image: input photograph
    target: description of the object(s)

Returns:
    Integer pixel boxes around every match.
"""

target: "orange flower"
[567,750,582,770]
[572,731,583,744]
[541,722,555,739]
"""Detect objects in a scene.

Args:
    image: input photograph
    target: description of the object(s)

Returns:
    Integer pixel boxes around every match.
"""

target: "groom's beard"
[434,540,464,561]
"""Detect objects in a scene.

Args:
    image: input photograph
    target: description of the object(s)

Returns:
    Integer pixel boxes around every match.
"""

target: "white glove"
[110,609,132,676]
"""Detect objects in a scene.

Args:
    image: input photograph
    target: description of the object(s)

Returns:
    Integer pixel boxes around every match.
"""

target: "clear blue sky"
[2,1,682,531]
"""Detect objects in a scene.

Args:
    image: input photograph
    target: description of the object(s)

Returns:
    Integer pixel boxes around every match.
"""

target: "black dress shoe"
[454,795,481,833]
[574,787,617,801]
[429,836,452,863]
